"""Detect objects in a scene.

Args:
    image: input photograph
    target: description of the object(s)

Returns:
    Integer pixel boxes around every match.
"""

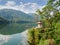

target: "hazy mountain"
[28,13,40,21]
[0,9,37,34]
[0,9,34,22]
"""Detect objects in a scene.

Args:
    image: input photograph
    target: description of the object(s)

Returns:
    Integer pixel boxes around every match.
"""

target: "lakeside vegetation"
[28,0,60,45]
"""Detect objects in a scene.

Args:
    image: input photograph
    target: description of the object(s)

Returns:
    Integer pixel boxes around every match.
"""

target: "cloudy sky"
[0,0,48,13]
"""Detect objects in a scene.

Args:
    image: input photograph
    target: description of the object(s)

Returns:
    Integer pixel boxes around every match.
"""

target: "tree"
[28,0,60,45]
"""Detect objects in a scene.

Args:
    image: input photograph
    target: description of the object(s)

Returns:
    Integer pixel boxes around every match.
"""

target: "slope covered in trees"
[0,9,35,22]
[28,0,60,45]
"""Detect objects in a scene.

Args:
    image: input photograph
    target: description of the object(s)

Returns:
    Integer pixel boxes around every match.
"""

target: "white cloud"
[5,1,16,6]
[53,0,59,4]
[0,34,10,45]
[19,2,45,13]
[57,6,60,10]
[0,1,45,13]
[57,6,60,12]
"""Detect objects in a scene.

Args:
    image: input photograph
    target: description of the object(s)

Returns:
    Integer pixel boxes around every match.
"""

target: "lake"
[0,30,28,45]
[0,22,37,35]
[0,22,37,45]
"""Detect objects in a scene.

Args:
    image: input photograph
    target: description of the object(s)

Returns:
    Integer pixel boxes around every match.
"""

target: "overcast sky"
[0,0,48,13]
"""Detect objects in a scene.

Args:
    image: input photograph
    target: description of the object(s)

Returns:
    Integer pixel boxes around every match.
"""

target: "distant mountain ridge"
[29,13,40,21]
[0,9,34,22]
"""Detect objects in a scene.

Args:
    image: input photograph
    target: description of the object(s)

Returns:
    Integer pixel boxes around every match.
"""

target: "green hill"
[0,9,34,22]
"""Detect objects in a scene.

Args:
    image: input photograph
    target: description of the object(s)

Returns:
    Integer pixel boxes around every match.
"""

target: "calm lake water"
[0,22,37,45]
[0,22,37,35]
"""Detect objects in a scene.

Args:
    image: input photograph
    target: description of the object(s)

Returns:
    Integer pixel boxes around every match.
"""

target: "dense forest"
[28,0,60,45]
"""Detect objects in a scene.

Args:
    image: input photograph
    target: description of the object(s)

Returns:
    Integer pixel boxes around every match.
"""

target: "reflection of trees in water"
[0,16,9,29]
[0,24,8,29]
[0,23,37,35]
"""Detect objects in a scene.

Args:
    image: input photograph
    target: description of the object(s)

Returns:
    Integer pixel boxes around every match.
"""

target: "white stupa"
[36,20,43,28]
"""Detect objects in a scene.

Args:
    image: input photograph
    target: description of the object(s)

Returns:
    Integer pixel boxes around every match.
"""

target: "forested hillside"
[28,0,60,45]
[0,9,35,22]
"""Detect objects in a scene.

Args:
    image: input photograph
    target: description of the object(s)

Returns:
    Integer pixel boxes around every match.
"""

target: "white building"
[35,20,43,28]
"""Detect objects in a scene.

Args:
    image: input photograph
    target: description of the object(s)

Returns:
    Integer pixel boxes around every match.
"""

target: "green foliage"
[28,28,35,45]
[38,39,50,45]
[28,0,60,45]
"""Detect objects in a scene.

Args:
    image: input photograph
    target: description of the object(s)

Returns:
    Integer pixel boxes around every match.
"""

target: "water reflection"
[0,30,28,45]
[0,22,37,45]
[0,22,37,35]
[0,24,8,29]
